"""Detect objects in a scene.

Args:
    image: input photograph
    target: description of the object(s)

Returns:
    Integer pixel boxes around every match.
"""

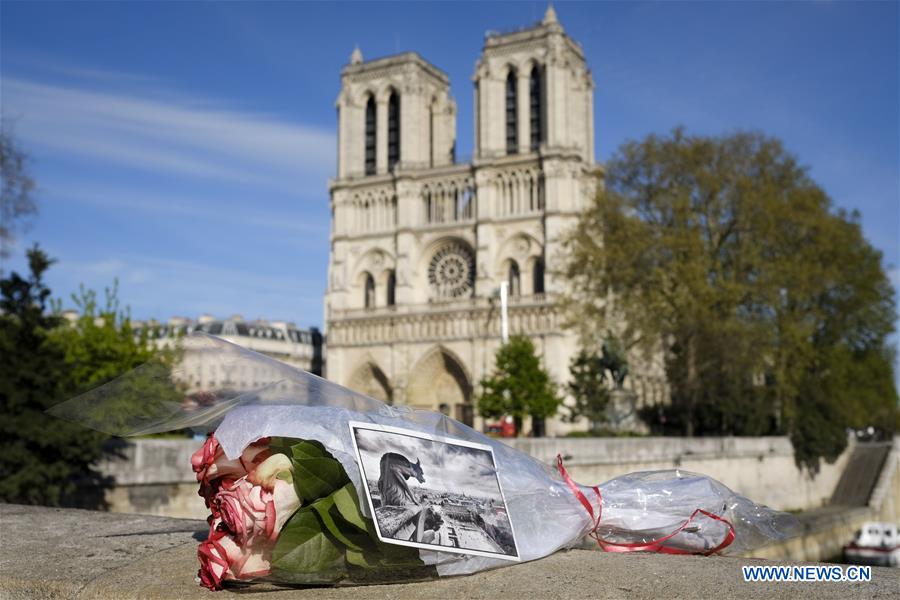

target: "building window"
[386,270,396,306]
[508,260,521,296]
[388,92,400,170]
[506,70,517,155]
[428,243,475,299]
[364,273,375,309]
[530,66,543,151]
[365,96,376,175]
[533,258,545,294]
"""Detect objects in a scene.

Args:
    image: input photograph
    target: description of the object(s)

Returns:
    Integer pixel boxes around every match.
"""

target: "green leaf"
[331,483,369,532]
[345,548,376,569]
[346,544,423,570]
[293,457,349,501]
[308,495,365,552]
[271,508,345,578]
[266,437,426,579]
[290,439,327,460]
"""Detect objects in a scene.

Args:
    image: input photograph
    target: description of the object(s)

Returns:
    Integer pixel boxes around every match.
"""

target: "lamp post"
[499,281,509,344]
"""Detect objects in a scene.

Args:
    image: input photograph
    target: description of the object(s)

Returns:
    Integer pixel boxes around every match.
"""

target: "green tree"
[47,281,182,438]
[51,282,155,390]
[0,246,106,505]
[0,246,164,505]
[564,350,610,433]
[564,128,897,472]
[477,335,562,436]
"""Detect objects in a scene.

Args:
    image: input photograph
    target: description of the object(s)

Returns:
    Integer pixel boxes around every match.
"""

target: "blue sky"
[1,1,897,333]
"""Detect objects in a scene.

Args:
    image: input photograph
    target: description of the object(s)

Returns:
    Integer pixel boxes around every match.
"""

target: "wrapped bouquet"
[50,333,798,590]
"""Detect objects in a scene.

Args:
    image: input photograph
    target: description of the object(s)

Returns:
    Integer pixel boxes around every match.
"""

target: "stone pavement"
[1,504,896,599]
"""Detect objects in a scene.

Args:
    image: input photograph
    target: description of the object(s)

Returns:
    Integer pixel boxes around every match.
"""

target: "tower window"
[508,260,521,297]
[530,66,543,151]
[386,270,396,306]
[506,70,517,155]
[533,258,545,294]
[364,273,375,309]
[364,96,376,175]
[388,92,400,170]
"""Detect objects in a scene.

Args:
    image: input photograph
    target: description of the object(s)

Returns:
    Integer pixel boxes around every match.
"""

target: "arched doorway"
[406,348,473,426]
[348,362,392,404]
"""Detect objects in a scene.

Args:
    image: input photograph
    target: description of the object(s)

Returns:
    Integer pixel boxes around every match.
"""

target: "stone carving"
[515,236,531,255]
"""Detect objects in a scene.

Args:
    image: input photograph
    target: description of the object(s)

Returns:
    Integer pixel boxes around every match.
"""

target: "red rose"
[215,455,300,546]
[191,435,271,506]
[197,525,271,591]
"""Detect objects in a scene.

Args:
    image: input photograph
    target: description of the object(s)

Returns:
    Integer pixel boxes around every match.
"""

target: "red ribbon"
[556,454,736,556]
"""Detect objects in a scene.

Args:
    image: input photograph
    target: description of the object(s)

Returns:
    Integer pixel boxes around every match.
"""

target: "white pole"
[499,281,509,344]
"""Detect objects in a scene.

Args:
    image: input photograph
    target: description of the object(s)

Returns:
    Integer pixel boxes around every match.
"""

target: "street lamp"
[498,281,509,344]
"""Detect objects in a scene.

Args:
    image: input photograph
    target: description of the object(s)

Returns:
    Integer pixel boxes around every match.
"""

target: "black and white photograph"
[349,422,519,561]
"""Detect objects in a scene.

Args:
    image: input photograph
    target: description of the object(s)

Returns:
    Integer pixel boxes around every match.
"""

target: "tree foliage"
[0,246,161,505]
[0,127,38,265]
[564,128,898,472]
[51,282,156,390]
[564,350,610,432]
[476,335,562,436]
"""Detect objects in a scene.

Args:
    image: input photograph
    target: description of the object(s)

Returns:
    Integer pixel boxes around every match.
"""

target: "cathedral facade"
[324,8,664,433]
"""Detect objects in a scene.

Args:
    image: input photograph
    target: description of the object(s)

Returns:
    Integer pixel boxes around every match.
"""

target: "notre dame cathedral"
[324,7,666,434]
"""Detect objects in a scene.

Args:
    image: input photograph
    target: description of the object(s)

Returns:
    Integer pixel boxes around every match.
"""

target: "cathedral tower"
[324,8,665,433]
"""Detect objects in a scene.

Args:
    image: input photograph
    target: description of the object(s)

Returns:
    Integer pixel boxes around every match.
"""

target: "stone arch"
[376,82,400,103]
[406,347,474,426]
[352,247,396,281]
[495,232,542,272]
[356,87,378,106]
[348,361,392,404]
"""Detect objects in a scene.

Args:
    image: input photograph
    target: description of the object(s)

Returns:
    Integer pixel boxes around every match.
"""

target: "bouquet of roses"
[192,434,431,590]
[50,333,799,591]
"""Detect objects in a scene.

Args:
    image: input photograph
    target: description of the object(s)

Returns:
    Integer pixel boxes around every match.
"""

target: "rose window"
[428,244,475,299]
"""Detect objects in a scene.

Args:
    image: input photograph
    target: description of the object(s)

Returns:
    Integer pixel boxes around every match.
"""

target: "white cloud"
[45,183,328,236]
[2,77,335,186]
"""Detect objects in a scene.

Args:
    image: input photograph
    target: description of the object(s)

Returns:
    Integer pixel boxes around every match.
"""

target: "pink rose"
[197,525,271,591]
[191,435,271,506]
[214,455,300,546]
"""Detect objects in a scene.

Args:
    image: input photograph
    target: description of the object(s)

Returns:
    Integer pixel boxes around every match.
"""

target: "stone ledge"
[1,504,897,600]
